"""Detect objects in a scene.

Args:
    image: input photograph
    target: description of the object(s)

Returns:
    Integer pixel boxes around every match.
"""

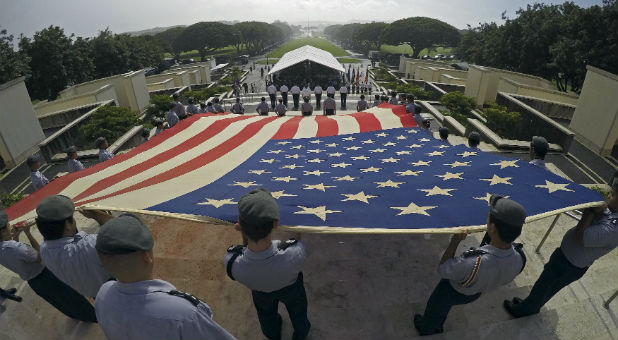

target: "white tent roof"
[268,45,345,75]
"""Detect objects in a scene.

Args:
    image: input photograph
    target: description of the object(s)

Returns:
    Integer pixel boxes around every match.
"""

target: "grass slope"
[268,38,350,58]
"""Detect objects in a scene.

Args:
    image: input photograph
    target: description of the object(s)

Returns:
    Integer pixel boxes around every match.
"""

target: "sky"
[0,0,606,38]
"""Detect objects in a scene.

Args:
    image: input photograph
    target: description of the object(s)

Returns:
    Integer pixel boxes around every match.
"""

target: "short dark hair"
[360,95,365,99]
[439,127,449,140]
[173,93,179,100]
[214,98,219,103]
[278,99,283,103]
[532,144,547,159]
[239,219,276,243]
[261,97,266,101]
[36,216,72,240]
[489,215,522,243]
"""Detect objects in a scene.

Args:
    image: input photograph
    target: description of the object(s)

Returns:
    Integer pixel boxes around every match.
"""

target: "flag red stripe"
[391,105,418,128]
[271,116,303,139]
[72,115,254,202]
[349,112,382,132]
[314,116,339,137]
[74,116,280,207]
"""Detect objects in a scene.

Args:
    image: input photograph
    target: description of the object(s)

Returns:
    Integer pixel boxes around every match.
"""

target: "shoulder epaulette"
[278,238,298,250]
[462,248,487,258]
[165,290,201,307]
[227,245,244,254]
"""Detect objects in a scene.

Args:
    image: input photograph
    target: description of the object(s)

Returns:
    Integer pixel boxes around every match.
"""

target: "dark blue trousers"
[417,279,481,333]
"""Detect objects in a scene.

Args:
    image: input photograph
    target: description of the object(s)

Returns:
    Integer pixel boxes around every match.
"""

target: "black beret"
[96,213,154,254]
[238,188,279,226]
[490,195,527,227]
[36,195,75,221]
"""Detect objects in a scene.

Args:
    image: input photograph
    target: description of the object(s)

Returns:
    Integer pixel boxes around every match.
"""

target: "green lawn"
[380,44,455,57]
[268,38,350,58]
[256,59,279,65]
[337,58,361,64]
[163,45,238,59]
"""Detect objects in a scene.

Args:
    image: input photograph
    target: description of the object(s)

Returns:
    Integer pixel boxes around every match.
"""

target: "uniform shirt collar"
[43,231,87,248]
[245,243,277,260]
[114,279,175,295]
[480,244,516,257]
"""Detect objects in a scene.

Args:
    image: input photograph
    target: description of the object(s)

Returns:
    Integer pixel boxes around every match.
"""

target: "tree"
[154,26,186,59]
[354,22,388,53]
[0,28,30,84]
[90,29,130,78]
[19,26,73,100]
[174,22,231,61]
[381,17,461,58]
[67,36,95,85]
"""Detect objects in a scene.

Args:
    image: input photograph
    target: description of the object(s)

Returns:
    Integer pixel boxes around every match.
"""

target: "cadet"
[405,95,416,113]
[373,94,381,107]
[504,182,618,318]
[290,84,301,110]
[438,127,450,144]
[339,83,348,109]
[399,92,408,105]
[280,84,289,107]
[37,196,114,299]
[186,97,199,115]
[206,102,216,113]
[213,98,225,113]
[313,84,323,109]
[141,128,150,143]
[96,137,114,162]
[388,91,399,104]
[0,210,97,322]
[199,103,208,113]
[95,214,235,340]
[224,188,311,340]
[256,97,270,116]
[413,104,424,127]
[27,155,49,191]
[166,102,179,128]
[300,97,313,116]
[529,136,548,170]
[468,132,481,149]
[267,83,277,108]
[231,98,245,114]
[301,84,311,99]
[323,93,337,116]
[154,118,165,136]
[326,84,336,98]
[66,146,84,173]
[414,195,527,335]
[173,93,187,119]
[275,99,287,117]
[356,94,368,111]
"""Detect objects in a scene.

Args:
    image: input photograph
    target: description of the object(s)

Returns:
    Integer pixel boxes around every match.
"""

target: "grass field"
[256,59,279,65]
[380,44,455,57]
[163,46,237,59]
[337,57,362,64]
[267,38,350,58]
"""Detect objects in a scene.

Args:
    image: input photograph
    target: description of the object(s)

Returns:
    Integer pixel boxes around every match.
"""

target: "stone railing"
[34,85,117,116]
[498,77,578,106]
[510,94,576,121]
[37,102,107,131]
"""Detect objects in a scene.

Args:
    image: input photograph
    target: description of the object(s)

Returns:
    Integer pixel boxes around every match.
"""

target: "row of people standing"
[267,83,359,110]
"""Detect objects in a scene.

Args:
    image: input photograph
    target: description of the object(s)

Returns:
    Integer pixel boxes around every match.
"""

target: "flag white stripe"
[293,116,319,139]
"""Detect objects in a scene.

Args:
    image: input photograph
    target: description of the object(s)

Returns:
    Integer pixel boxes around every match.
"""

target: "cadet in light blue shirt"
[224,188,311,340]
[356,94,368,111]
[529,136,548,170]
[66,146,84,173]
[37,196,114,298]
[96,137,114,162]
[0,211,97,322]
[505,182,618,318]
[166,102,179,128]
[173,93,187,119]
[186,97,199,115]
[153,118,165,136]
[96,214,235,340]
[213,98,225,113]
[27,155,49,191]
[415,195,527,336]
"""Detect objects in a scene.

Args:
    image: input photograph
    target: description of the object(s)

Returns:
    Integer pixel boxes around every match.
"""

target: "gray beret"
[489,195,527,227]
[36,195,75,221]
[66,145,77,154]
[96,137,107,148]
[0,210,7,229]
[26,155,40,165]
[531,136,549,153]
[96,213,153,254]
[238,188,279,226]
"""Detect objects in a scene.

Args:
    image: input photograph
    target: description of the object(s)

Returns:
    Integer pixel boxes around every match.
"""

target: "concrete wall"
[440,74,467,86]
[34,84,116,117]
[57,70,149,112]
[147,71,191,88]
[147,78,175,92]
[404,60,447,79]
[38,103,103,130]
[497,77,578,106]
[511,94,576,121]
[170,63,211,83]
[569,66,618,156]
[0,77,46,168]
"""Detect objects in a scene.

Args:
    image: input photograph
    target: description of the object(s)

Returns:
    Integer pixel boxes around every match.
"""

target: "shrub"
[184,86,232,102]
[396,83,433,100]
[481,102,522,139]
[1,192,25,208]
[146,94,173,119]
[80,105,140,148]
[440,92,476,126]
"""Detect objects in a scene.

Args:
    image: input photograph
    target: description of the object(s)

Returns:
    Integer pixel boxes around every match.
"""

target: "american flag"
[6,105,603,232]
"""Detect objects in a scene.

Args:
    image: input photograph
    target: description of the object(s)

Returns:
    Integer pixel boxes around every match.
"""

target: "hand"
[450,229,468,243]
[592,203,608,214]
[78,209,106,219]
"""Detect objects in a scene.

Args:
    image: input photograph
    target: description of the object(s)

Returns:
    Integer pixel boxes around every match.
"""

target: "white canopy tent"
[268,45,345,75]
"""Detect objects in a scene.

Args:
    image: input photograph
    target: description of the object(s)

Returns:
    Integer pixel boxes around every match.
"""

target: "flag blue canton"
[147,127,603,230]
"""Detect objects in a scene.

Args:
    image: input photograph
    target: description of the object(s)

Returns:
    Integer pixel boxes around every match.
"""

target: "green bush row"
[79,105,140,148]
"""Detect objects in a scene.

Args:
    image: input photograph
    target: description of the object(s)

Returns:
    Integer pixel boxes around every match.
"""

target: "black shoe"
[413,314,443,336]
[503,298,536,318]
